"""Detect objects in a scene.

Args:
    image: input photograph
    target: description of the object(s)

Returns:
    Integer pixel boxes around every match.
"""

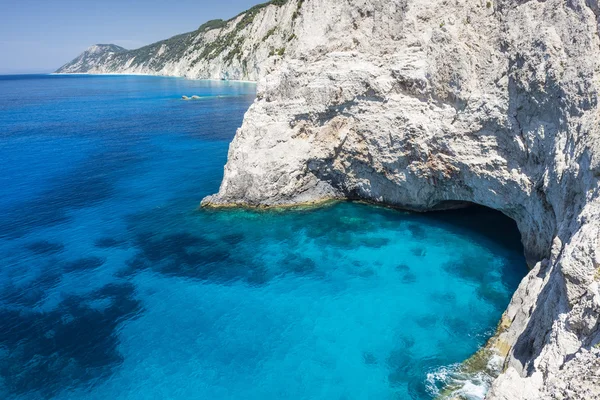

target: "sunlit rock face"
[202,0,600,398]
[55,2,301,81]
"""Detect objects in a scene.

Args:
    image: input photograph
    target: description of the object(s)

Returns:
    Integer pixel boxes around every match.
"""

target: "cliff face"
[56,1,301,81]
[202,0,600,398]
[57,44,128,73]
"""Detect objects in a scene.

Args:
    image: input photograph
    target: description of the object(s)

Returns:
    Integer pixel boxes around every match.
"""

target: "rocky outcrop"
[56,1,303,81]
[56,44,127,73]
[202,0,600,398]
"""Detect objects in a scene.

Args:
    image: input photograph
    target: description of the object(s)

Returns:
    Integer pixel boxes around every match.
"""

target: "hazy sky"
[0,0,263,74]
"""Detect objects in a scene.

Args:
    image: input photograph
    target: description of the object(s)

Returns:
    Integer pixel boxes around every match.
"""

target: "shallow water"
[0,75,527,400]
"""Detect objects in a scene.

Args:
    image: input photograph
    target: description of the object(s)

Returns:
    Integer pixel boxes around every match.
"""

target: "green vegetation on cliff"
[57,0,293,73]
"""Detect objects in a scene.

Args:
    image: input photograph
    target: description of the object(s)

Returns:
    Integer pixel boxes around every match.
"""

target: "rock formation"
[56,1,302,81]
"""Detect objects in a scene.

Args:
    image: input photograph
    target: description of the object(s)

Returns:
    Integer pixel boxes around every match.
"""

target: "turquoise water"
[0,75,526,400]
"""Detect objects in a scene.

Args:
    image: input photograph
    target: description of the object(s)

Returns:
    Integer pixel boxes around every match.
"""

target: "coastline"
[50,72,258,84]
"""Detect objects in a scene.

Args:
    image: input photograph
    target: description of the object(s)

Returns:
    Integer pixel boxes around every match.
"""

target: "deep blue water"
[0,75,526,400]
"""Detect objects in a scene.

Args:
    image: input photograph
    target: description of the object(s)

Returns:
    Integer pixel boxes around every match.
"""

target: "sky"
[0,0,263,74]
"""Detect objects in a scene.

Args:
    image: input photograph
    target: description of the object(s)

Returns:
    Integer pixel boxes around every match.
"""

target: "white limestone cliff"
[56,1,302,81]
[201,0,600,398]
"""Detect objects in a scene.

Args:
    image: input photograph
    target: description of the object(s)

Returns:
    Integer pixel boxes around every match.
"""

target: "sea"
[0,74,527,400]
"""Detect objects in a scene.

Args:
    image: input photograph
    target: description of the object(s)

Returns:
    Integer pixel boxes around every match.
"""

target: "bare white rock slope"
[202,0,600,398]
[56,1,302,81]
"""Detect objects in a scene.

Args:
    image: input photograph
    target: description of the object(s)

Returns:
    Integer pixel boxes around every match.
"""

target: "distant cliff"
[56,0,301,81]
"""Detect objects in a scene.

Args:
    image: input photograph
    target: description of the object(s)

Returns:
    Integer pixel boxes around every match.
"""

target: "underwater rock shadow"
[442,252,516,310]
[0,266,63,308]
[385,336,442,399]
[0,282,143,398]
[410,247,427,257]
[395,263,417,284]
[120,231,258,284]
[281,253,318,277]
[26,241,65,255]
[94,236,129,249]
[62,257,106,273]
[442,252,491,283]
[121,229,327,286]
